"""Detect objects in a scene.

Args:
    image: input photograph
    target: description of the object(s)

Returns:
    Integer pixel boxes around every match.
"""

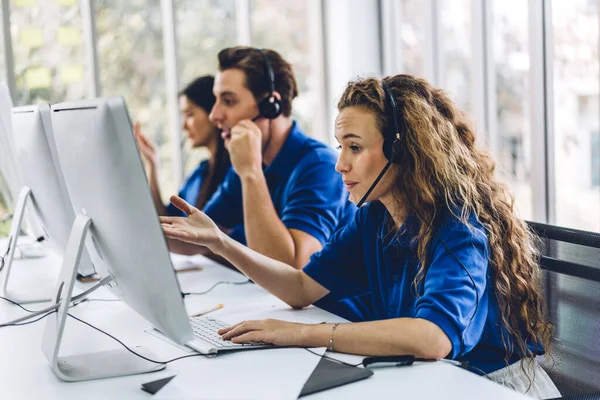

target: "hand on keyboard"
[190,317,268,348]
[218,318,312,347]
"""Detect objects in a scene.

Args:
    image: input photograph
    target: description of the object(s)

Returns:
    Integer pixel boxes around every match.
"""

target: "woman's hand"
[218,319,310,347]
[160,196,224,250]
[134,122,158,168]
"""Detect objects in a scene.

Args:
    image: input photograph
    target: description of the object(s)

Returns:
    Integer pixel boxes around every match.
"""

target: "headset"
[356,81,403,208]
[256,48,282,120]
[356,78,479,356]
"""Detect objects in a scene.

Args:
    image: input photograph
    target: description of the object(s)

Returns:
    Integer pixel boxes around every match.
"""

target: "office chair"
[526,221,600,399]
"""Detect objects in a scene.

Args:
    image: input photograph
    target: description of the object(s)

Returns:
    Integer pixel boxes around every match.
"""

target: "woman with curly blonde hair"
[161,74,559,398]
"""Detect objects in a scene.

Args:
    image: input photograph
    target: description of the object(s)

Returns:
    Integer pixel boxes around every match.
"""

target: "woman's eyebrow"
[340,133,362,140]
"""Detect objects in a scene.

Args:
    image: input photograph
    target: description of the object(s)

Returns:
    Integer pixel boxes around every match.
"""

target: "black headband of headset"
[257,48,275,97]
[382,80,401,141]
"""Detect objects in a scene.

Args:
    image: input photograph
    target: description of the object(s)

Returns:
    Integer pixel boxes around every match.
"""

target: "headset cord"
[182,279,251,297]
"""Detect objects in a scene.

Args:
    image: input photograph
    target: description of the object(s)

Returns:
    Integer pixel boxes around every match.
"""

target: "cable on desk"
[3,310,57,326]
[0,295,39,313]
[0,297,91,328]
[0,276,114,326]
[182,280,251,297]
[67,313,207,365]
[303,348,491,379]
[438,359,490,379]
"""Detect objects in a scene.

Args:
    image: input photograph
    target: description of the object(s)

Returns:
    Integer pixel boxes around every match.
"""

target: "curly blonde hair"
[337,74,553,371]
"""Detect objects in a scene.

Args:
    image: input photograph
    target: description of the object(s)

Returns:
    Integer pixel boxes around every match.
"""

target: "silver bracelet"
[329,323,340,352]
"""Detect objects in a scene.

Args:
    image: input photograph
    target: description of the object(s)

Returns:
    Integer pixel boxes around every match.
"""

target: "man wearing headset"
[170,47,355,270]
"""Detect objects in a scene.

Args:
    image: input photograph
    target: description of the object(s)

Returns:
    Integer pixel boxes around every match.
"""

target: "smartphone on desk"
[362,355,416,368]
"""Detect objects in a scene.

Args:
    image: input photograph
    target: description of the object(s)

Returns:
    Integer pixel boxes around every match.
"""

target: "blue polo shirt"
[304,201,542,374]
[203,121,356,245]
[166,160,209,217]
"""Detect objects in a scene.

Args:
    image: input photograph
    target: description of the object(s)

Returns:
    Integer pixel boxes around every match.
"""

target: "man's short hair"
[217,47,299,117]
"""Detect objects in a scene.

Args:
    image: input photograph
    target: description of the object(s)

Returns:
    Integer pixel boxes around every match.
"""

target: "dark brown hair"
[179,76,230,208]
[217,46,298,117]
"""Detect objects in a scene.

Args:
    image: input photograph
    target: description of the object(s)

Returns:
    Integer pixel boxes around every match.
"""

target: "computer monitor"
[0,83,21,211]
[44,97,194,381]
[4,105,97,288]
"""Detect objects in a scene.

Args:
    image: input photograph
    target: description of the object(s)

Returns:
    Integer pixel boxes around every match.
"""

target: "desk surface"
[0,238,528,400]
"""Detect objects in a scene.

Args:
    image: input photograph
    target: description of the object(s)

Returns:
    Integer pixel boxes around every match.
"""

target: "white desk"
[0,238,528,400]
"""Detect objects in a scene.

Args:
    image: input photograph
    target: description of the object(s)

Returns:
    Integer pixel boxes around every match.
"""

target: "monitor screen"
[11,105,95,277]
[50,97,194,344]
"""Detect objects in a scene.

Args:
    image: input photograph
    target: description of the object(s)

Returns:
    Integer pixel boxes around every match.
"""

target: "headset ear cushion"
[390,138,404,163]
[382,137,394,161]
[258,96,282,120]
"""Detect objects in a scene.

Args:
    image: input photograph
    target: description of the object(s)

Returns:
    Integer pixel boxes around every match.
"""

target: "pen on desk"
[190,303,223,318]
[175,265,203,273]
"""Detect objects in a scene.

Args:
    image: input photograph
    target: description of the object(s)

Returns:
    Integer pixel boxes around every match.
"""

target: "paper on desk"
[155,347,327,400]
[170,253,204,272]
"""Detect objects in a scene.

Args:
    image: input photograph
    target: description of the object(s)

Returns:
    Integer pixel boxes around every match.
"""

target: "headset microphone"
[356,161,392,208]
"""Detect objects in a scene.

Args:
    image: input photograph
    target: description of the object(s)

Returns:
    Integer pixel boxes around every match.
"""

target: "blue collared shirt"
[203,121,356,245]
[166,160,209,217]
[304,201,541,374]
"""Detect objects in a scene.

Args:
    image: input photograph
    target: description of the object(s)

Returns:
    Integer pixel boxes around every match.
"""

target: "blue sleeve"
[203,167,243,229]
[303,208,369,301]
[281,157,352,245]
[414,216,489,359]
[166,162,205,217]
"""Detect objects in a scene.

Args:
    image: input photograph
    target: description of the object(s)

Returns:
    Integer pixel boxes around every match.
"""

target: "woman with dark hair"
[135,75,230,216]
[160,74,559,398]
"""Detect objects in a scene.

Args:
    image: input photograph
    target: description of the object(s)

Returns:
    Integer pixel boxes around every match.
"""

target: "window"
[10,0,87,104]
[552,0,599,232]
[492,0,533,220]
[400,0,427,77]
[175,0,236,87]
[0,0,8,236]
[96,0,175,203]
[175,0,237,176]
[250,0,317,137]
[0,3,6,81]
[592,132,600,188]
[439,0,472,113]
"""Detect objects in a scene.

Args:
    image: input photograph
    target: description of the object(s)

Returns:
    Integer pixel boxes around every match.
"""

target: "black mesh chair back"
[526,221,600,398]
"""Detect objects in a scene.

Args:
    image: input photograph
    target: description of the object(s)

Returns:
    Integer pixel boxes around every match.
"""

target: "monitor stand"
[41,213,165,381]
[0,186,52,303]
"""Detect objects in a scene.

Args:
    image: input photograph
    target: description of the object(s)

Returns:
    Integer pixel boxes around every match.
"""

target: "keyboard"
[189,316,267,349]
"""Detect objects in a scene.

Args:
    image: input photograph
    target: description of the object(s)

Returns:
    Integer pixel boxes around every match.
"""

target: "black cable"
[66,313,207,365]
[303,348,491,381]
[456,361,491,379]
[3,310,57,326]
[182,280,251,297]
[0,296,93,328]
[0,294,39,313]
